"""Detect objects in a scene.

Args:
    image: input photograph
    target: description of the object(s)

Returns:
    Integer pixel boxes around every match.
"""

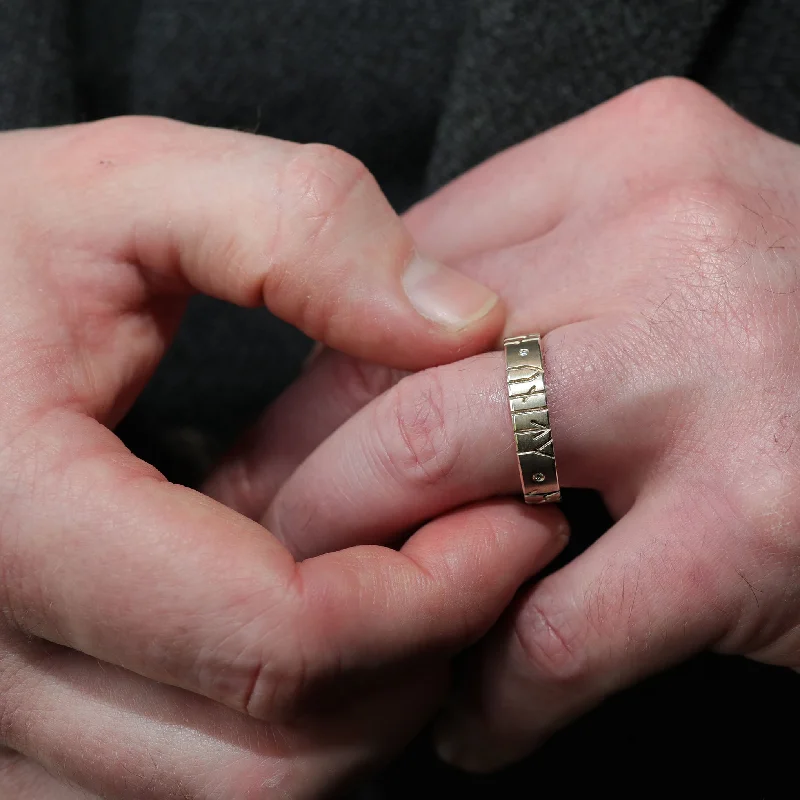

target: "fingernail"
[434,735,467,769]
[433,713,500,774]
[402,253,499,331]
[435,731,499,773]
[434,708,548,773]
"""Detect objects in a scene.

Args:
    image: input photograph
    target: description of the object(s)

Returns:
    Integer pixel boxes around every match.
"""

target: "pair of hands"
[1,77,799,798]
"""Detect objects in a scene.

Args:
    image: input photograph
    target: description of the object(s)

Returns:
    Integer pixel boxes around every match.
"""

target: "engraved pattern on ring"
[504,334,561,504]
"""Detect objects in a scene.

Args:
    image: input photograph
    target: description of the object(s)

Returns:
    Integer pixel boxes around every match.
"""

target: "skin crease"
[208,77,800,773]
[0,117,570,798]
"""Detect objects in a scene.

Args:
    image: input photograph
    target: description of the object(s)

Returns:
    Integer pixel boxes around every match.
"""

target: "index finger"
[20,117,503,370]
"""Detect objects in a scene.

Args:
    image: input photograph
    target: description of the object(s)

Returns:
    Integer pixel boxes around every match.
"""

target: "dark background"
[2,1,799,796]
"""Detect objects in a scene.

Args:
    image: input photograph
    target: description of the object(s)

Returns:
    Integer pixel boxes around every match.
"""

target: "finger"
[0,627,438,799]
[1,410,302,719]
[22,118,504,371]
[265,352,514,557]
[289,499,569,696]
[204,349,409,519]
[199,97,710,527]
[404,119,580,264]
[404,78,747,265]
[266,322,645,560]
[212,252,636,531]
[205,97,634,522]
[0,751,96,800]
[433,490,730,772]
[2,411,563,722]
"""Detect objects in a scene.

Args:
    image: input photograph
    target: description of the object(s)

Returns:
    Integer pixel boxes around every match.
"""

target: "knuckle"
[205,637,308,723]
[668,485,787,653]
[188,571,310,722]
[512,587,591,685]
[7,115,187,224]
[278,143,371,248]
[223,587,310,721]
[375,368,461,488]
[624,175,755,296]
[726,461,800,572]
[636,175,799,344]
[240,644,309,722]
[615,77,733,134]
[263,143,374,338]
[628,76,717,111]
[658,176,746,249]
[603,77,756,176]
[49,115,184,180]
[81,114,183,150]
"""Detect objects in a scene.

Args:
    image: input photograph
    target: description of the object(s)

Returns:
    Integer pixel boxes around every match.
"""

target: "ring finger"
[263,317,663,560]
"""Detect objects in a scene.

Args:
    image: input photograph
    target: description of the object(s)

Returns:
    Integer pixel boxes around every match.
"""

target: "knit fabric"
[427,0,728,187]
[3,0,800,463]
[1,1,799,795]
[0,1,77,126]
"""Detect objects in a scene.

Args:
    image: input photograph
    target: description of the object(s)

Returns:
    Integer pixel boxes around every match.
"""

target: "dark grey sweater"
[1,2,798,796]
[3,0,800,448]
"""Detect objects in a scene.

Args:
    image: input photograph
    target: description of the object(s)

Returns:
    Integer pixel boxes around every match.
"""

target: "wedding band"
[504,334,561,504]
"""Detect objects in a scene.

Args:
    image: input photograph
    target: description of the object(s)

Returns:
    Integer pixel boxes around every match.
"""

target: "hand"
[0,116,549,798]
[211,78,800,772]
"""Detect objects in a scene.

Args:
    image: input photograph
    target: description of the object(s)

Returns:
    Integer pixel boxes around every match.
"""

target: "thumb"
[35,117,503,369]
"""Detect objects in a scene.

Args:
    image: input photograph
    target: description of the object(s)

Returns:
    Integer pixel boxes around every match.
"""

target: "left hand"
[0,116,516,798]
[207,77,800,771]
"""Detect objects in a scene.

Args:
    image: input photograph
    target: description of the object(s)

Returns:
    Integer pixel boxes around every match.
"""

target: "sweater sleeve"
[0,0,78,130]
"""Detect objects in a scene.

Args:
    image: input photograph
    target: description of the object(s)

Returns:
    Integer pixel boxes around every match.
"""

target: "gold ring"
[504,334,561,504]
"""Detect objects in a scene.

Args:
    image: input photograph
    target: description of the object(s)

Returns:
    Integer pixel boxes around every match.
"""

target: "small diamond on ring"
[532,473,546,483]
[519,348,529,357]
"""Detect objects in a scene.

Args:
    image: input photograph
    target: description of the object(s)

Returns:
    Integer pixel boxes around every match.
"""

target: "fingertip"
[402,252,502,334]
[433,710,547,774]
[401,499,570,617]
[433,707,495,773]
[479,500,571,566]
[371,251,505,371]
[518,500,571,538]
[433,716,518,775]
[434,730,492,774]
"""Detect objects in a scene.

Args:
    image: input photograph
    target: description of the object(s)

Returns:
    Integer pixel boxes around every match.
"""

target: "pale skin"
[3,75,800,796]
[0,117,571,797]
[211,77,800,772]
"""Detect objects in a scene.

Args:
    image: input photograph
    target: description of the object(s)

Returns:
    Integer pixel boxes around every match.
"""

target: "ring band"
[504,334,561,504]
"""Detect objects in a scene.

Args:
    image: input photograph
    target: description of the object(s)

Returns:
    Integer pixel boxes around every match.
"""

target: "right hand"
[0,117,560,798]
